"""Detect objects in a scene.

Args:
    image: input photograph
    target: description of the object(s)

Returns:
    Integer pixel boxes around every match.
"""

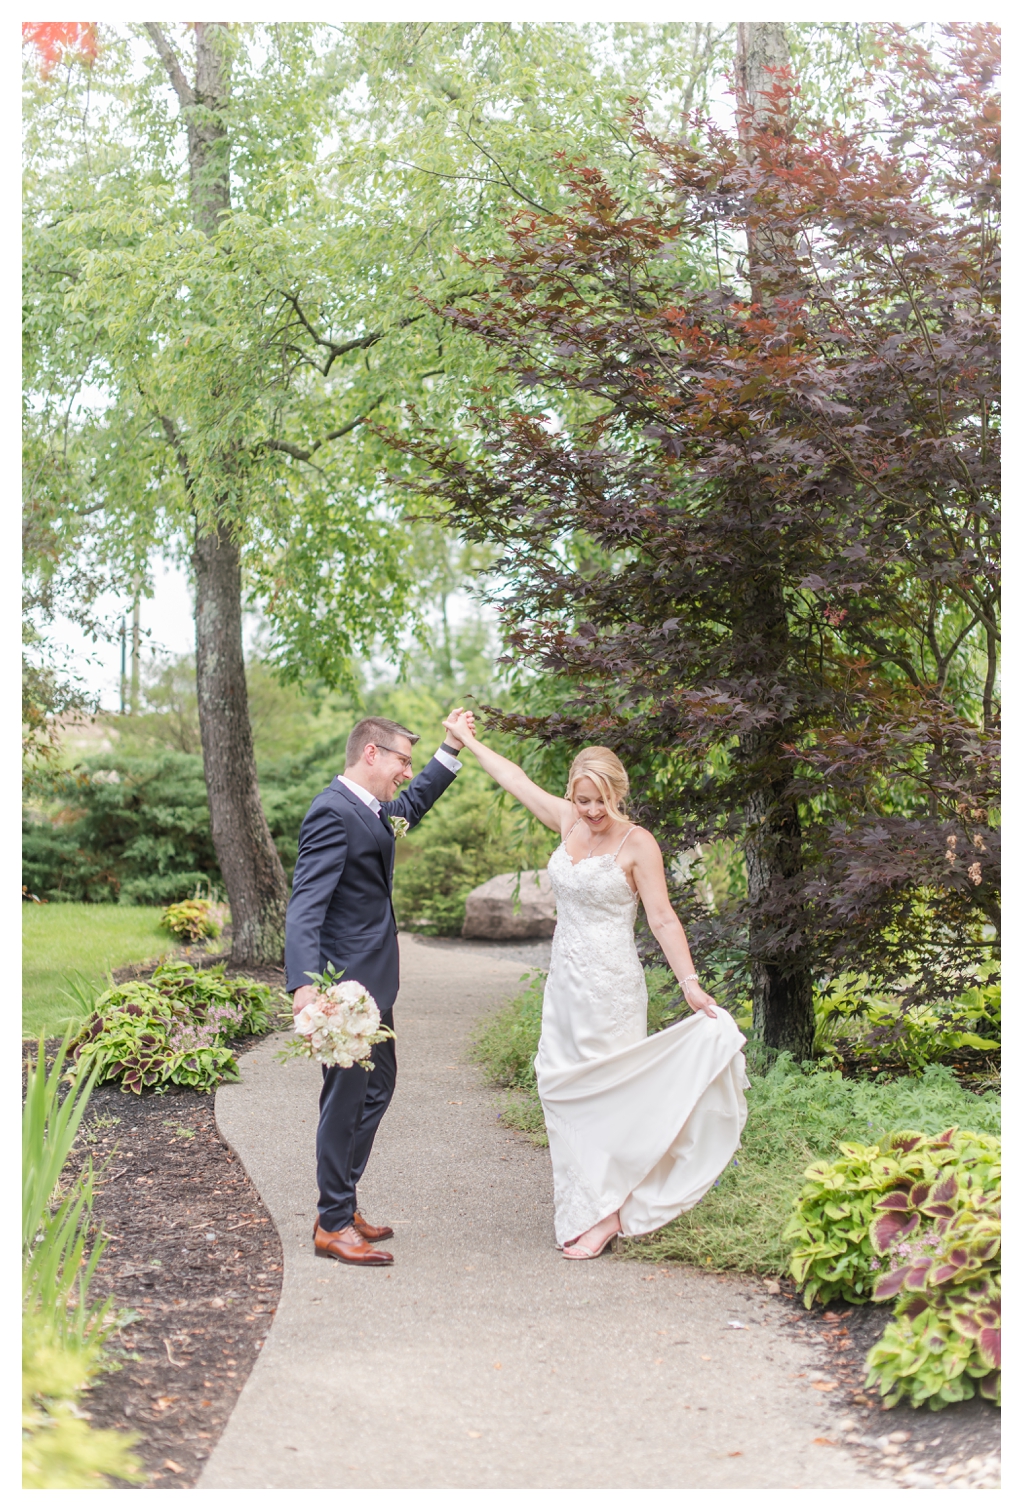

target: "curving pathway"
[201,933,885,1489]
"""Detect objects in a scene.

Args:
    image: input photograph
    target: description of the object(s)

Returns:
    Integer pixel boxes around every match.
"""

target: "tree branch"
[276,290,427,376]
[143,23,195,109]
[260,399,385,461]
[157,413,196,496]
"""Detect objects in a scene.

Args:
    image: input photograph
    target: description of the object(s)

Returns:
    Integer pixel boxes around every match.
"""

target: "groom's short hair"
[346,717,419,767]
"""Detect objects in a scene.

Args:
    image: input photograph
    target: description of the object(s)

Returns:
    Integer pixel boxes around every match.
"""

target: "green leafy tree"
[24,20,735,961]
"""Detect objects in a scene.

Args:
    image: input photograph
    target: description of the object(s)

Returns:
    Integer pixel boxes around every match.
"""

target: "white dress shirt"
[337,747,462,814]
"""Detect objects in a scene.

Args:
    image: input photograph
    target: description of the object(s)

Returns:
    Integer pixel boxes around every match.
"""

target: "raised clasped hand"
[443,708,476,748]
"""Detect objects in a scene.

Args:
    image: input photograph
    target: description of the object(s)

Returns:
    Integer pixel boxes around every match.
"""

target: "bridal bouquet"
[280,965,393,1071]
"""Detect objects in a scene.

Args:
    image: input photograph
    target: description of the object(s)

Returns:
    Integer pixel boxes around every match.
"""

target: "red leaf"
[873,1265,912,1301]
[22,22,98,77]
[976,1327,1000,1369]
[873,1191,912,1212]
[870,1210,919,1253]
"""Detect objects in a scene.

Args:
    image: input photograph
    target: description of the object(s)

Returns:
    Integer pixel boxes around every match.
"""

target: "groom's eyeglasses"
[373,743,414,774]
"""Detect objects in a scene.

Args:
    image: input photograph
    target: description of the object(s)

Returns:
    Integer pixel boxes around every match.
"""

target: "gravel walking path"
[200,933,890,1490]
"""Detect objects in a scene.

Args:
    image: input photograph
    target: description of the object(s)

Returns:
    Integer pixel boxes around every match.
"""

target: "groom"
[285,712,471,1267]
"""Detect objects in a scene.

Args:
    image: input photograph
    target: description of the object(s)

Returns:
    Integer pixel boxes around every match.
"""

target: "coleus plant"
[784,1126,998,1308]
[69,964,284,1093]
[866,1134,1000,1408]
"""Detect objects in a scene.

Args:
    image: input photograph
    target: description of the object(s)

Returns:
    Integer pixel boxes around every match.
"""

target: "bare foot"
[562,1210,621,1259]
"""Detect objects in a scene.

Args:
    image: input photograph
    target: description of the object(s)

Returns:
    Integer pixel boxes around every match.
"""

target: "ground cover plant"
[815,968,1000,1079]
[23,1036,142,1487]
[867,1157,1000,1410]
[68,963,286,1094]
[22,902,169,1039]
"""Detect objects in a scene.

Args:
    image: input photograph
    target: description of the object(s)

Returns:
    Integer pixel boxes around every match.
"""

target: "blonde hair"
[565,746,631,823]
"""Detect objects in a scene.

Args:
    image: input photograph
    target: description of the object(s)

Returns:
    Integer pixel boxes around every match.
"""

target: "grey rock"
[461,869,557,940]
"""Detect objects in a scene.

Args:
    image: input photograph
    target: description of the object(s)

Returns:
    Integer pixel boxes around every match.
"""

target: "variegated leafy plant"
[866,1134,1000,1408]
[784,1127,997,1308]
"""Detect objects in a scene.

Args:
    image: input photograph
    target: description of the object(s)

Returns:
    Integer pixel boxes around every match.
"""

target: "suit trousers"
[315,1019,397,1231]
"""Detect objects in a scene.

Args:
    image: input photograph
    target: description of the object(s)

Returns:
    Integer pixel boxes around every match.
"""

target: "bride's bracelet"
[680,973,698,994]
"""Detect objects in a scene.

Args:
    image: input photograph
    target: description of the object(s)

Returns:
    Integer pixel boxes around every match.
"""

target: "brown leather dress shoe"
[353,1211,394,1243]
[313,1222,393,1266]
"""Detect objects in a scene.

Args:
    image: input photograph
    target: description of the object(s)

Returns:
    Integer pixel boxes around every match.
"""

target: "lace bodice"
[544,838,647,1046]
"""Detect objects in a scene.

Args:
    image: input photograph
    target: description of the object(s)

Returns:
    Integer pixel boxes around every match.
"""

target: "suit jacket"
[284,756,458,1009]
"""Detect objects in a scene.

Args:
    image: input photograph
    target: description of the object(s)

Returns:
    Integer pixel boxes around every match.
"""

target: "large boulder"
[461,869,557,940]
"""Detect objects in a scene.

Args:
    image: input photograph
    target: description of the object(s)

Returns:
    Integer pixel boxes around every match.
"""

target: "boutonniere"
[388,815,410,840]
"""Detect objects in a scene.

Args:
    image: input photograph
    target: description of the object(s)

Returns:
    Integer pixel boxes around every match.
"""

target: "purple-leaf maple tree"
[384,25,999,1055]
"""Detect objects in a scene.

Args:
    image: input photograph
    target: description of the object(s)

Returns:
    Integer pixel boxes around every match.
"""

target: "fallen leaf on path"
[728,1451,743,1457]
[153,1397,177,1411]
[763,1279,781,1294]
[699,1355,712,1362]
[467,1431,482,1438]
[162,1460,184,1473]
[447,1101,463,1106]
[493,1362,502,1370]
[812,1382,838,1392]
[813,1438,836,1447]
[725,1321,748,1329]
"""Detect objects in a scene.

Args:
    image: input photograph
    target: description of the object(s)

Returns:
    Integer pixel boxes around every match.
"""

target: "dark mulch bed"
[29,955,290,1490]
[58,1076,283,1489]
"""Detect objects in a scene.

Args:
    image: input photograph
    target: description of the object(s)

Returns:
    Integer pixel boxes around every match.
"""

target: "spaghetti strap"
[563,818,582,845]
[612,824,637,861]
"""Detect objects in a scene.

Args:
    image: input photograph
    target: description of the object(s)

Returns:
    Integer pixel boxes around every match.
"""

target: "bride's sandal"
[562,1220,621,1260]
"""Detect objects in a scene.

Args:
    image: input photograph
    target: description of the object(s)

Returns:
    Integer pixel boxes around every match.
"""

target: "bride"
[444,715,749,1259]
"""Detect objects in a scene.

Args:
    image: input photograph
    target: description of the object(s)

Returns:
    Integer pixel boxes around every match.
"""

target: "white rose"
[294,1004,317,1035]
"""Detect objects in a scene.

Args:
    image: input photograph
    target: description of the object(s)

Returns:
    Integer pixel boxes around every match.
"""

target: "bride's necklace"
[585,827,613,859]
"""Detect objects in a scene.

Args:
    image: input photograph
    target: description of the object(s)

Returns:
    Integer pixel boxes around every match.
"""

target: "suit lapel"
[331,779,393,874]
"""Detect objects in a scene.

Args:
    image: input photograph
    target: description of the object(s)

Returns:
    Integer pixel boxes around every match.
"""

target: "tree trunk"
[733,25,815,1055]
[741,739,815,1059]
[735,22,794,302]
[194,523,288,965]
[736,568,816,1058]
[147,21,290,965]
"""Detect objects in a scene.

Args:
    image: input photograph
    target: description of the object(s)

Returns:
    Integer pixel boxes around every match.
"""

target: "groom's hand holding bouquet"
[282,963,394,1070]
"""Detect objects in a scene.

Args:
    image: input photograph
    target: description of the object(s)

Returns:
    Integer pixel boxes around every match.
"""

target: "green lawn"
[22,903,173,1039]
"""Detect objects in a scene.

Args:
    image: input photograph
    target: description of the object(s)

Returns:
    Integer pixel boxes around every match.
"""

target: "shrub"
[23,753,218,903]
[160,896,222,942]
[69,962,284,1093]
[784,1127,1000,1308]
[815,966,1001,1073]
[22,1036,142,1486]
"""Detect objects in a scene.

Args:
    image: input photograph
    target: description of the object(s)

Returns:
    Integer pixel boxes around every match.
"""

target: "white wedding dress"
[536,829,750,1247]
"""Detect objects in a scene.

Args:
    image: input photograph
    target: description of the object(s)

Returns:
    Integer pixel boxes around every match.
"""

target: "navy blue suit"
[284,756,458,1230]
